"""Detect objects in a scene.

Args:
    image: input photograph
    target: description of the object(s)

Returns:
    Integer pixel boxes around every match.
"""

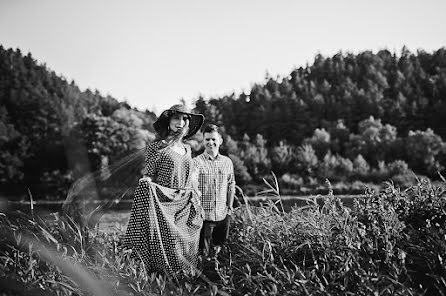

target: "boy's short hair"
[203,124,221,135]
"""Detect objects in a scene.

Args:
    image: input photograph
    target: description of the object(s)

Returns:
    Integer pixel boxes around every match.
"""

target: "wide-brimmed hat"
[153,104,204,139]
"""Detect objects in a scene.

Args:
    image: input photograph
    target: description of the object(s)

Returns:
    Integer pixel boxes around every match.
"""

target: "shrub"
[2,176,446,295]
[406,129,445,175]
[387,159,408,174]
[280,173,303,189]
[353,154,370,176]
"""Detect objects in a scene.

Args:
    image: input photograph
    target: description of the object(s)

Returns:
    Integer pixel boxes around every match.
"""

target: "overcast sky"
[1,0,445,115]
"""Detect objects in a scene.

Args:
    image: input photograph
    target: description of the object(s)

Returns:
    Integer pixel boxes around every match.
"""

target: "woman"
[123,104,204,276]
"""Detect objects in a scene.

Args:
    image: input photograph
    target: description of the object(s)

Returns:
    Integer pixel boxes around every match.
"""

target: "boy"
[194,124,235,259]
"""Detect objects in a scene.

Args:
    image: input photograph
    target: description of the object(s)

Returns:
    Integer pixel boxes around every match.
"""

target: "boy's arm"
[227,160,236,211]
[191,157,202,197]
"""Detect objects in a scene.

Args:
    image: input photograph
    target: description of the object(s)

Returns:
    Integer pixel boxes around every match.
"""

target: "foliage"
[296,144,318,178]
[239,134,271,181]
[2,46,446,198]
[193,47,446,189]
[196,48,446,144]
[2,177,446,295]
[346,116,399,164]
[270,141,294,175]
[0,46,156,199]
[304,128,331,158]
[405,128,445,175]
[69,112,151,173]
[228,154,252,186]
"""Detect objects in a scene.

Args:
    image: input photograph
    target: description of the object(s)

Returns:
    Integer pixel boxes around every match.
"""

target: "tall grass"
[1,176,446,295]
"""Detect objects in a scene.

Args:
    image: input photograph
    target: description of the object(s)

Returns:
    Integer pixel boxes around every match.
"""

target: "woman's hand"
[139,176,152,185]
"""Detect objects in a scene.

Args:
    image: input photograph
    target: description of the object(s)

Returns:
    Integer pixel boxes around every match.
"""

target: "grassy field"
[98,210,130,233]
[6,194,360,234]
[96,195,360,233]
[1,178,446,295]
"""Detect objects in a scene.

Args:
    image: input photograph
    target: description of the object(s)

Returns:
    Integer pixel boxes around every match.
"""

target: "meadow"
[1,176,446,296]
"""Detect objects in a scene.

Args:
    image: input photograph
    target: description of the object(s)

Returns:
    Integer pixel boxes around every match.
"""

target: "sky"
[1,0,445,115]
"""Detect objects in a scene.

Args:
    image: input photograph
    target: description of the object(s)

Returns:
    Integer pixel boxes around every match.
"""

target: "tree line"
[0,46,156,199]
[0,45,445,199]
[194,47,446,194]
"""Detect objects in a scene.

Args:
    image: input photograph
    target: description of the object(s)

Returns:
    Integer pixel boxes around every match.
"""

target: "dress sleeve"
[144,142,159,179]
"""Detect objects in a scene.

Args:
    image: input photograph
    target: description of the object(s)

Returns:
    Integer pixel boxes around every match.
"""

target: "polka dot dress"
[123,141,203,275]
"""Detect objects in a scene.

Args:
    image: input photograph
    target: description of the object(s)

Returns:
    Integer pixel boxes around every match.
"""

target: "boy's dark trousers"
[199,215,231,257]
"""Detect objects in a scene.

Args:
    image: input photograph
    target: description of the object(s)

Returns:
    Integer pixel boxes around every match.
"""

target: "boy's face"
[203,131,223,155]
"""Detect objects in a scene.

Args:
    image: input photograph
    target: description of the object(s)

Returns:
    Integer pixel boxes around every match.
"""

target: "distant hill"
[0,46,156,199]
[1,45,446,200]
[195,47,446,145]
[192,47,446,193]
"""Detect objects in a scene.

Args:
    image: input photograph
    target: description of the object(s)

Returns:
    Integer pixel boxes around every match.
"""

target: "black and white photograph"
[1,0,446,295]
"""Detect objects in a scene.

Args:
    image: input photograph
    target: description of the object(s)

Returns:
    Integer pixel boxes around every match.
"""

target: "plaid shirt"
[194,152,235,222]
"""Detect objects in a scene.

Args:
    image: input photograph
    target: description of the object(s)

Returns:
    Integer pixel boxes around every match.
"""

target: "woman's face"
[169,113,190,133]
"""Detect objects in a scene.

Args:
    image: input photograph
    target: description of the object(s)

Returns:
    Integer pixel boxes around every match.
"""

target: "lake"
[3,195,363,232]
[98,194,361,232]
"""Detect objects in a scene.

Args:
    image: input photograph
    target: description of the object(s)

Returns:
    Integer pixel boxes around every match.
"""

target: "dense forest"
[194,47,446,194]
[0,46,157,199]
[0,45,445,199]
